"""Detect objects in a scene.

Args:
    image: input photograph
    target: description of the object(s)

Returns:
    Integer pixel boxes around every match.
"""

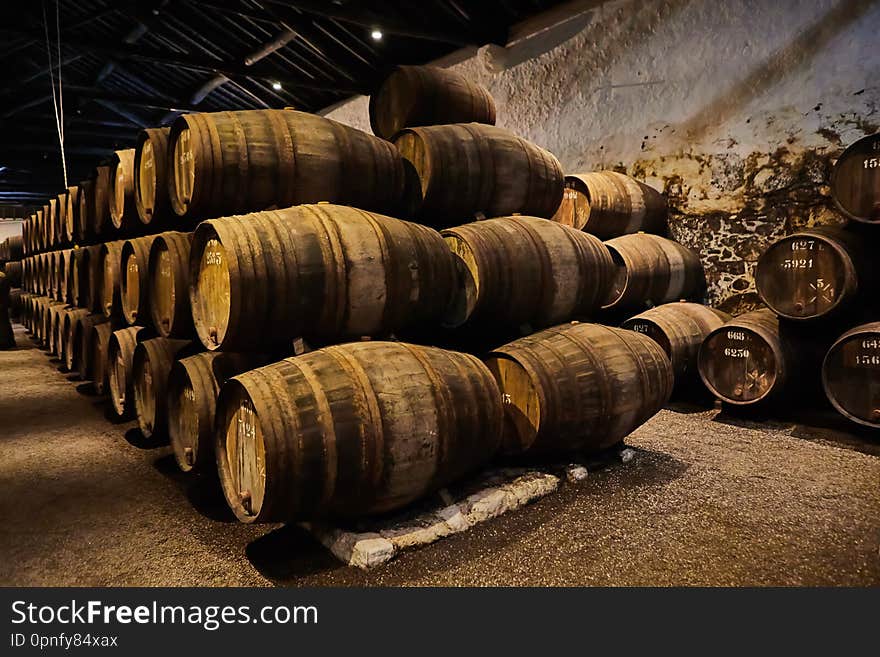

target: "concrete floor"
[1,324,878,586]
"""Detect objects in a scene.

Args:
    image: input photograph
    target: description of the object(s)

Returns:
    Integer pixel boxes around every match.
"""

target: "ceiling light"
[371,30,383,41]
[272,81,283,91]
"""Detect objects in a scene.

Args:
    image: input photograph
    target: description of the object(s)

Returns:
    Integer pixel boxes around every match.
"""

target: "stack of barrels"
[694,132,880,427]
[13,64,708,527]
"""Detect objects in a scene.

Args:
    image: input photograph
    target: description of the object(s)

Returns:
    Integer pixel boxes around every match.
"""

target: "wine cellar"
[0,0,878,588]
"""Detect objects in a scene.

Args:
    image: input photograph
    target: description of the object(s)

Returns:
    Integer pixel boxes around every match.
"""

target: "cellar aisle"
[1,324,878,587]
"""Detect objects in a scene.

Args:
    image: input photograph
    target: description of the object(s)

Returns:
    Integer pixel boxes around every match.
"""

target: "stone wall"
[325,0,880,314]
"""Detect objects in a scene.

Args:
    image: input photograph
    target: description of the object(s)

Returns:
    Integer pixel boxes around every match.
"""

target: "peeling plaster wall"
[325,0,880,314]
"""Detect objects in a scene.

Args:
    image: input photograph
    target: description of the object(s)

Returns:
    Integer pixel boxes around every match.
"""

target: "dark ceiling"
[0,0,564,211]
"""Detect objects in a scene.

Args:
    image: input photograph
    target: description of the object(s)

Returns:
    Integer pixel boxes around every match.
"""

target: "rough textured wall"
[325,0,880,314]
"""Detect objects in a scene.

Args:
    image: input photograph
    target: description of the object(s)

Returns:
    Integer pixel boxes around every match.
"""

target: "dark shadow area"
[152,454,237,523]
[123,427,167,450]
[247,524,346,583]
[665,394,716,414]
[102,405,131,425]
[74,382,97,396]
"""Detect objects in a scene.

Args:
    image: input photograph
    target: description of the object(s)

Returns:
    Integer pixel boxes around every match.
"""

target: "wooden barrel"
[89,322,114,395]
[485,322,673,455]
[132,337,192,439]
[64,185,78,244]
[621,302,731,385]
[148,231,194,338]
[190,204,455,351]
[109,148,139,233]
[76,180,94,243]
[73,313,109,380]
[698,309,790,406]
[92,165,112,236]
[55,250,66,300]
[830,133,880,224]
[121,235,158,326]
[84,244,105,314]
[551,171,668,239]
[98,240,126,320]
[602,234,705,312]
[369,65,497,140]
[441,215,613,328]
[41,300,65,349]
[822,322,880,427]
[5,235,23,261]
[56,306,82,361]
[167,109,411,220]
[108,326,146,417]
[47,303,67,355]
[3,261,22,288]
[46,252,56,299]
[134,127,172,226]
[168,352,268,472]
[71,246,100,308]
[35,208,45,253]
[62,308,91,372]
[755,226,874,321]
[41,253,52,296]
[61,248,75,304]
[394,123,564,227]
[35,297,51,338]
[216,341,503,522]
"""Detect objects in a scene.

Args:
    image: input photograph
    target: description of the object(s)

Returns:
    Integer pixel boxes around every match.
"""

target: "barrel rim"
[189,221,234,351]
[215,377,266,524]
[167,357,199,473]
[167,114,200,218]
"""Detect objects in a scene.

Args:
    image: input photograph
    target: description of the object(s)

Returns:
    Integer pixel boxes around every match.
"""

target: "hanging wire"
[42,0,68,188]
[55,0,64,147]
